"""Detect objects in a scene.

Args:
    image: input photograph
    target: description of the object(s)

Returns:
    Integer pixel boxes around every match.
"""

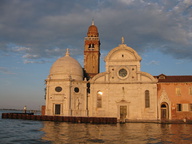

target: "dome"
[87,20,99,37]
[49,49,83,80]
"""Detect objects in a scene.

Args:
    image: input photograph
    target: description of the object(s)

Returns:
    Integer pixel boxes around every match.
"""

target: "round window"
[55,86,62,92]
[119,68,127,77]
[74,87,79,93]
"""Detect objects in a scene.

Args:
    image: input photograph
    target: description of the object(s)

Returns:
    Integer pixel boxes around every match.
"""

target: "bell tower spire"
[84,21,100,79]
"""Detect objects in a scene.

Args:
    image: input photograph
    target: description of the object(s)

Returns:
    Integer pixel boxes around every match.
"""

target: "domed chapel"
[44,21,159,121]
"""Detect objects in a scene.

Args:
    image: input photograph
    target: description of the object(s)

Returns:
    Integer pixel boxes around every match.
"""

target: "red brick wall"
[41,105,46,115]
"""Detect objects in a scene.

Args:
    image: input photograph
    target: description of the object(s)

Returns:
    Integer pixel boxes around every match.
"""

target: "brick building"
[155,74,192,120]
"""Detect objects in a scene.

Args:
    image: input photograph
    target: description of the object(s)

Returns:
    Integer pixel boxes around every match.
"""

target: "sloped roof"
[154,74,192,82]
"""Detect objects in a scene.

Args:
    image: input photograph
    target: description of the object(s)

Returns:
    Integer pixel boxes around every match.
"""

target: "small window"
[189,87,192,95]
[97,91,103,108]
[145,90,150,108]
[176,88,181,96]
[161,104,166,108]
[74,87,79,93]
[177,104,182,111]
[159,75,165,79]
[88,44,94,48]
[189,104,192,111]
[55,86,62,92]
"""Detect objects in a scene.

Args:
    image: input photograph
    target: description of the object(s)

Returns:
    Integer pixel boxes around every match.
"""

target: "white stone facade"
[45,50,88,116]
[89,44,158,120]
[45,43,158,121]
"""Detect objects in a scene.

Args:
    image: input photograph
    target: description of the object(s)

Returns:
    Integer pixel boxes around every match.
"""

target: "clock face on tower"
[119,68,128,78]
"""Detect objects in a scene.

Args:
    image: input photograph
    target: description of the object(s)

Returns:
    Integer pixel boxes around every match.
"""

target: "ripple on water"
[1,111,192,144]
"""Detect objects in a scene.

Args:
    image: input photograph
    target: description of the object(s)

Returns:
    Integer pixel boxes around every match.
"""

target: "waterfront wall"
[2,113,192,124]
[2,113,117,124]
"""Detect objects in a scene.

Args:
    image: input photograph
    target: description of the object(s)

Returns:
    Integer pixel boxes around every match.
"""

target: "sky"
[0,0,192,110]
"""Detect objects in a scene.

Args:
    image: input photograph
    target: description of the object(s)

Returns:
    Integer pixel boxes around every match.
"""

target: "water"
[1,110,192,144]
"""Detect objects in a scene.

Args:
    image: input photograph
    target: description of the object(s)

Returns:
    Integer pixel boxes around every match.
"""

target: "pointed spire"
[92,18,94,25]
[65,48,70,56]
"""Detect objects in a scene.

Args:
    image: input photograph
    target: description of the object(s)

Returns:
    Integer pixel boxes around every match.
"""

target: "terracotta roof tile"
[154,74,192,82]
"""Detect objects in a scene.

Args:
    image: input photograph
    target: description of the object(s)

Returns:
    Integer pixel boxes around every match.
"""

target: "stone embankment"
[125,119,192,124]
[2,113,192,124]
[2,113,117,124]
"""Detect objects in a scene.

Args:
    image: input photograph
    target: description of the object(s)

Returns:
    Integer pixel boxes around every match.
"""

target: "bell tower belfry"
[84,20,100,79]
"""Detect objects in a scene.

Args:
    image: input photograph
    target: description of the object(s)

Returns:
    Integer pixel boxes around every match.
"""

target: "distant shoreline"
[0,108,41,112]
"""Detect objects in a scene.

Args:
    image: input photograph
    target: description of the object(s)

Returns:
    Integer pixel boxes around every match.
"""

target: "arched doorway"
[161,103,169,119]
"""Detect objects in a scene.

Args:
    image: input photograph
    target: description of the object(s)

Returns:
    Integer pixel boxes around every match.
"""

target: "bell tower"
[84,20,100,79]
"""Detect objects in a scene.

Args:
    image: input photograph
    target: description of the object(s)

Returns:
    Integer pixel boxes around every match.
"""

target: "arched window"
[145,90,150,108]
[88,44,95,49]
[97,91,103,108]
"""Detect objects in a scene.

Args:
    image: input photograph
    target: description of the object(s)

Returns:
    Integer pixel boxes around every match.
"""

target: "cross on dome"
[121,37,124,44]
[92,19,94,25]
[66,48,70,56]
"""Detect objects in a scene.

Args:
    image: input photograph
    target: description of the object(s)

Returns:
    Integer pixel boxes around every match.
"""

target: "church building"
[44,21,192,122]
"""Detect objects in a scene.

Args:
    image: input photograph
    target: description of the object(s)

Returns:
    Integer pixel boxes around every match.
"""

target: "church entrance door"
[161,103,169,120]
[120,106,127,122]
[55,104,61,115]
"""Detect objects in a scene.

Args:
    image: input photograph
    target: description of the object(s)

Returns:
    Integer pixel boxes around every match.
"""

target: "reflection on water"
[41,122,192,144]
[1,110,192,144]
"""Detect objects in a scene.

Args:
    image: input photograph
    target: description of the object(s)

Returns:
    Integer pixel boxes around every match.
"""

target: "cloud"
[23,59,51,64]
[146,60,159,65]
[0,67,16,75]
[22,54,39,59]
[0,0,191,62]
[175,59,191,65]
[13,46,31,52]
[45,48,65,57]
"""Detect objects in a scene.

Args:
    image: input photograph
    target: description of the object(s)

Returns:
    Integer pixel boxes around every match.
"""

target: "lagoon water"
[1,110,192,144]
